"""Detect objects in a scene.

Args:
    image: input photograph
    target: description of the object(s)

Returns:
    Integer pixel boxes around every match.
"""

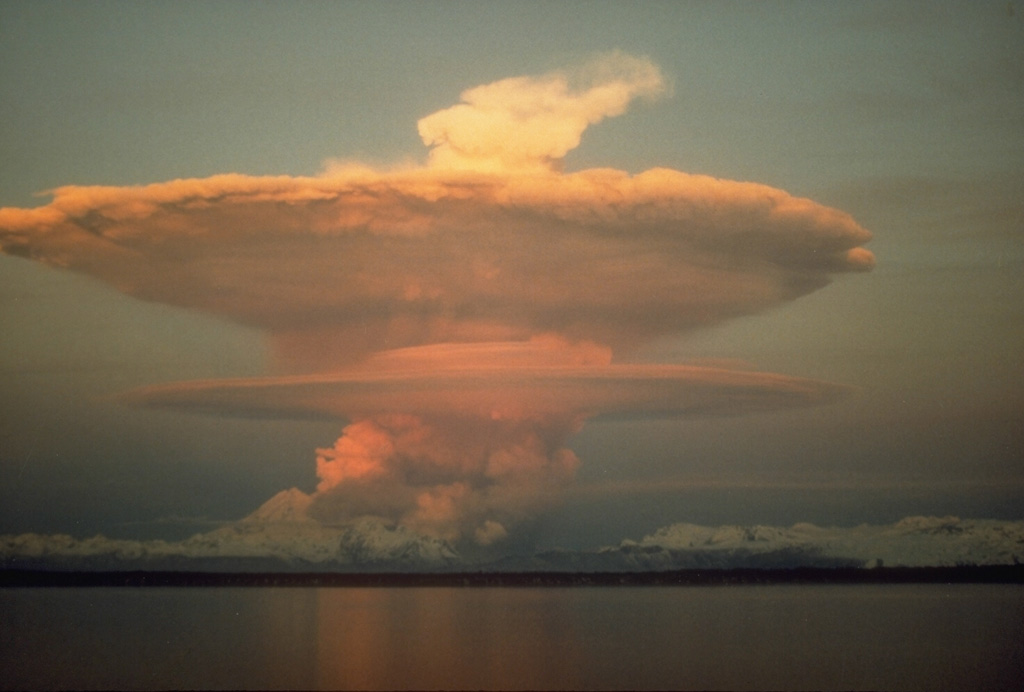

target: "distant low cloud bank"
[3,510,1020,573]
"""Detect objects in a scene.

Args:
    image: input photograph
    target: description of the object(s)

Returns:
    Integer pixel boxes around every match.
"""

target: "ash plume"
[0,52,873,546]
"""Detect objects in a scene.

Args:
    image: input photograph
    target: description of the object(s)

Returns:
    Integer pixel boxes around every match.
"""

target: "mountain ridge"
[3,515,1021,573]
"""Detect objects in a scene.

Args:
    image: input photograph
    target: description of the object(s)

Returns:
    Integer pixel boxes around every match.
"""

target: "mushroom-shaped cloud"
[0,52,873,545]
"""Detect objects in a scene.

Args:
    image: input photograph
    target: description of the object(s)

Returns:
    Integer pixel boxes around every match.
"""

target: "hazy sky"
[1,1,1021,550]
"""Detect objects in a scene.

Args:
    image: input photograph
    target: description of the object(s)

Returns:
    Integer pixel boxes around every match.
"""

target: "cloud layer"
[0,165,873,369]
[0,52,874,545]
[123,340,848,542]
[123,340,849,422]
[0,52,872,370]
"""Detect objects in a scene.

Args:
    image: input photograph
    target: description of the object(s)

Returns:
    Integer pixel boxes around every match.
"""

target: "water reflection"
[1,584,1022,690]
[311,585,1024,690]
[314,588,586,689]
[0,587,319,690]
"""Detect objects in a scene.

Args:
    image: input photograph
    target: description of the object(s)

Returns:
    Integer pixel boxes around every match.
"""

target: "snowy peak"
[2,515,1021,572]
[622,516,1024,568]
[632,523,809,550]
[195,514,460,568]
[243,488,314,523]
[1,513,461,572]
[334,518,461,566]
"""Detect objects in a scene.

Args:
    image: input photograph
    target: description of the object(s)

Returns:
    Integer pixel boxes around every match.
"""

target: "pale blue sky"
[1,1,1021,546]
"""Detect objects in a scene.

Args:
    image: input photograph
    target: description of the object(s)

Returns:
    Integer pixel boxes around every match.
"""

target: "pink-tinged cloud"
[0,52,874,544]
[0,165,872,369]
[120,340,847,543]
[121,341,848,423]
[299,412,582,542]
[0,53,872,370]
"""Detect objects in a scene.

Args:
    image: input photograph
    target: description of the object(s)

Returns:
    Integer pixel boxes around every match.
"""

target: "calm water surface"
[1,584,1022,690]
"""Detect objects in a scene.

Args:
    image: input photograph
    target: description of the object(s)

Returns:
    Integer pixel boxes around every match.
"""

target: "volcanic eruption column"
[0,52,874,545]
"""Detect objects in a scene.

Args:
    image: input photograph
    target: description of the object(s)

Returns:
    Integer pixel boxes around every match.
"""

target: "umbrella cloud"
[0,52,873,545]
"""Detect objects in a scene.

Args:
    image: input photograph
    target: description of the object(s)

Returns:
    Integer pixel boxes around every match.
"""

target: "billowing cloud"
[0,52,874,545]
[418,50,667,172]
[0,165,872,370]
[0,53,872,370]
[123,339,848,542]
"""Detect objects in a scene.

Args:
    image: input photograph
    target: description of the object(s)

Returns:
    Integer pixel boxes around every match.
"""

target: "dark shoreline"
[2,564,1022,588]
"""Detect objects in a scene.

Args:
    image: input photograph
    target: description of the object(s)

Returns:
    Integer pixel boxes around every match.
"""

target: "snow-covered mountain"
[243,487,314,523]
[0,489,460,572]
[511,516,1024,572]
[631,515,1024,567]
[2,513,1021,572]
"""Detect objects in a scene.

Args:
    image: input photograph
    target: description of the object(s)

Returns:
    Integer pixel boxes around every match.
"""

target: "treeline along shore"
[2,565,1022,588]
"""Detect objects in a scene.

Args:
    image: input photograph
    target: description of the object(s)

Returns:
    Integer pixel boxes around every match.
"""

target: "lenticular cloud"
[0,52,873,545]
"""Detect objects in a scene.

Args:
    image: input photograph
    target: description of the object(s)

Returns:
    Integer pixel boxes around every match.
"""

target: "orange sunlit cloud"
[121,339,848,542]
[0,165,872,369]
[0,52,873,544]
[122,340,848,423]
[0,52,871,370]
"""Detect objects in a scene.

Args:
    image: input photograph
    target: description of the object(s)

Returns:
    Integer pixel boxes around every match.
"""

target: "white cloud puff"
[419,50,667,171]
